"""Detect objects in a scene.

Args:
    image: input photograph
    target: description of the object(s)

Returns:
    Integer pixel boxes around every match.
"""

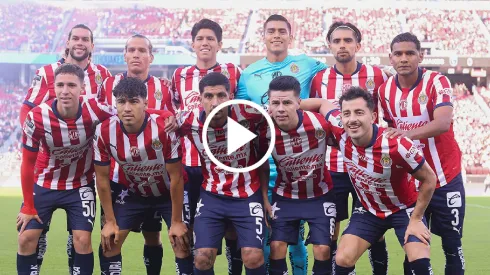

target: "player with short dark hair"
[380,32,466,275]
[19,25,112,273]
[258,76,338,275]
[16,63,116,275]
[94,77,192,275]
[310,21,389,274]
[171,18,243,274]
[302,86,437,275]
[97,34,179,275]
[236,14,328,274]
[178,72,268,275]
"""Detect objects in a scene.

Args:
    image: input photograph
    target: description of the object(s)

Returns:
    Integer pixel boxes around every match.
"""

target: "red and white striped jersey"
[310,63,387,173]
[258,110,334,199]
[99,73,175,113]
[178,105,263,198]
[22,98,115,190]
[378,69,461,188]
[171,63,241,167]
[24,59,111,107]
[326,110,425,219]
[93,113,181,197]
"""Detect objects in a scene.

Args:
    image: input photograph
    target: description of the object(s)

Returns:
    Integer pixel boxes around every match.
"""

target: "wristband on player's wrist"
[20,206,37,215]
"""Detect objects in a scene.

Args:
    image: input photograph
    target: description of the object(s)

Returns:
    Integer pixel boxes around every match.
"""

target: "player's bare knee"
[194,248,216,270]
[313,244,331,261]
[72,231,92,254]
[142,231,161,246]
[172,243,191,258]
[17,231,41,254]
[404,242,430,262]
[241,247,264,269]
[270,241,287,260]
[335,248,357,267]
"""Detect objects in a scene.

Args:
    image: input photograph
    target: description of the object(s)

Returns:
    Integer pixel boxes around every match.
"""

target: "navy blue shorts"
[330,171,358,221]
[343,201,428,246]
[425,173,466,239]
[270,192,336,246]
[193,188,265,250]
[184,165,203,226]
[113,188,171,231]
[23,184,96,232]
[99,181,163,232]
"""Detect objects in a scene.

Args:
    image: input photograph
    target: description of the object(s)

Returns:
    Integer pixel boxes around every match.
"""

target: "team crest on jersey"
[380,154,392,167]
[290,136,302,147]
[221,70,230,79]
[68,130,79,140]
[366,78,375,90]
[95,73,103,85]
[239,120,250,129]
[31,75,42,87]
[154,89,163,100]
[315,129,326,140]
[399,99,408,111]
[130,146,140,158]
[152,139,163,151]
[290,63,299,74]
[418,92,428,104]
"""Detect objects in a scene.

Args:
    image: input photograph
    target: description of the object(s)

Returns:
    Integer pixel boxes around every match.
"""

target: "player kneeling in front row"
[178,72,268,274]
[94,77,192,275]
[303,86,437,275]
[258,76,338,275]
[17,63,117,275]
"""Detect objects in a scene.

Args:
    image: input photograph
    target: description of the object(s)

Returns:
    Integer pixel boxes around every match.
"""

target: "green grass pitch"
[0,188,489,274]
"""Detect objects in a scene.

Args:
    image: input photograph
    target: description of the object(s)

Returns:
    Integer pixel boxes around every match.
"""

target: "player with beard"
[309,22,389,274]
[235,14,327,275]
[380,33,465,275]
[19,24,111,274]
[302,87,437,275]
[171,19,243,275]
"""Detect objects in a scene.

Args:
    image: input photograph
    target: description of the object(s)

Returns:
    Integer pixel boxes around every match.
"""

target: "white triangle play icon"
[227,117,257,155]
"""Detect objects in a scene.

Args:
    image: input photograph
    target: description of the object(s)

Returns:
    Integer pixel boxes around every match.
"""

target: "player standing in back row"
[171,18,243,275]
[19,24,111,275]
[98,34,177,275]
[235,14,327,275]
[380,32,465,275]
[309,21,389,274]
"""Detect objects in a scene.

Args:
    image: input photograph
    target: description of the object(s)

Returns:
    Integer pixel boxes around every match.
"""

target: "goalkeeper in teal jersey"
[235,14,327,275]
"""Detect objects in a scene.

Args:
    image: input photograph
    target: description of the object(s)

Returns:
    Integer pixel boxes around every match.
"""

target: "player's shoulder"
[242,58,268,74]
[303,109,326,122]
[219,62,240,70]
[36,61,62,76]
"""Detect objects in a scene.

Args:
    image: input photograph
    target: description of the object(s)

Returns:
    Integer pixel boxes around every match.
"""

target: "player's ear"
[389,53,395,66]
[419,50,424,64]
[356,42,361,53]
[149,52,154,63]
[371,111,377,123]
[123,50,128,63]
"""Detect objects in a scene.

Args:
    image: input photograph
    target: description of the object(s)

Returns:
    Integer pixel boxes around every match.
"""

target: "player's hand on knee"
[168,221,190,252]
[263,200,273,228]
[404,218,431,246]
[385,127,407,139]
[164,116,178,132]
[101,221,119,252]
[16,212,42,236]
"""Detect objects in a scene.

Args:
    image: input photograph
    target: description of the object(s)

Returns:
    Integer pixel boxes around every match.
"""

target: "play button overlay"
[227,117,257,155]
[202,99,276,173]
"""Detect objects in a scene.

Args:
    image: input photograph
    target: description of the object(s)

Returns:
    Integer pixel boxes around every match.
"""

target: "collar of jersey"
[395,67,423,91]
[198,106,233,127]
[123,72,151,83]
[333,62,362,76]
[119,112,149,137]
[366,124,378,148]
[52,99,83,122]
[275,110,303,132]
[195,62,219,71]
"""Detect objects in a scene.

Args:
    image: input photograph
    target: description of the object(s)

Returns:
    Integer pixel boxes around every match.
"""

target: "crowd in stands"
[453,84,490,173]
[2,3,490,55]
[0,82,23,149]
